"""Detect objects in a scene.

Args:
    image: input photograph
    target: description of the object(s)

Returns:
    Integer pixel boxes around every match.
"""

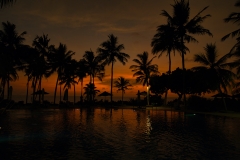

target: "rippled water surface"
[1,108,240,159]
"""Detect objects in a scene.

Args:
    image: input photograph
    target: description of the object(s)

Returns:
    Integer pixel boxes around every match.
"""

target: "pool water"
[0,108,240,159]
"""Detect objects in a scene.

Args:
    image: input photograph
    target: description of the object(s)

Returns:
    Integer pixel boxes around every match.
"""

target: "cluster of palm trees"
[131,0,240,106]
[150,0,240,106]
[2,0,240,107]
[0,24,132,104]
[151,0,212,105]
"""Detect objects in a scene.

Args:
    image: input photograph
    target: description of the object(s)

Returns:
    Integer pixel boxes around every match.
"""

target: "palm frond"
[0,0,15,8]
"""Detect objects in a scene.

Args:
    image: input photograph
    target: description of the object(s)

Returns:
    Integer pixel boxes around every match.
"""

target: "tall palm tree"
[130,51,159,105]
[59,59,78,105]
[21,46,37,104]
[0,21,26,99]
[0,0,15,8]
[114,76,132,104]
[32,52,52,102]
[152,23,184,73]
[76,59,87,103]
[97,34,130,103]
[151,22,187,105]
[32,34,53,102]
[193,43,236,110]
[82,49,104,102]
[161,0,212,104]
[49,43,75,104]
[222,0,240,52]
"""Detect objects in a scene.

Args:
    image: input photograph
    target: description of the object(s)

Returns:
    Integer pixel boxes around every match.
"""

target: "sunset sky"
[0,0,239,101]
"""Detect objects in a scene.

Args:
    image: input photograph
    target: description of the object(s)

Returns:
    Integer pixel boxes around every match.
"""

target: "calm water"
[0,109,240,160]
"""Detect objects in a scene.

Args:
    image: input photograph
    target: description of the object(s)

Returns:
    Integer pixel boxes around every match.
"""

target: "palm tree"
[97,34,130,104]
[152,23,184,73]
[0,21,26,99]
[82,49,104,102]
[83,83,100,102]
[82,49,104,85]
[151,22,187,105]
[21,46,37,104]
[130,51,159,105]
[32,34,53,102]
[114,76,132,104]
[222,0,240,52]
[49,43,75,104]
[193,43,236,110]
[59,59,78,105]
[0,0,15,8]
[76,59,87,103]
[161,0,212,105]
[0,55,18,99]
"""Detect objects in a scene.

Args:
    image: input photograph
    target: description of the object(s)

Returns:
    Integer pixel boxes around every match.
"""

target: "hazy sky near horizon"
[0,0,239,100]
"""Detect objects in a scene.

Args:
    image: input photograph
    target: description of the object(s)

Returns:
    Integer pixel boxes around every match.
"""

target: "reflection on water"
[0,108,240,159]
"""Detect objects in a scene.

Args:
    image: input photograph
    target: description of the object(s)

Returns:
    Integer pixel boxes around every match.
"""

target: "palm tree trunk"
[92,76,95,101]
[53,75,59,105]
[32,77,37,103]
[164,52,171,105]
[60,84,62,103]
[181,37,186,108]
[74,84,75,105]
[89,75,93,102]
[38,77,42,102]
[147,85,150,106]
[26,77,29,104]
[122,90,123,105]
[111,62,114,104]
[80,79,83,103]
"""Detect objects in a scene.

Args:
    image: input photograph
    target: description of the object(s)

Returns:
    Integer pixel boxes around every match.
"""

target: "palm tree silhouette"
[162,0,212,105]
[114,76,132,105]
[32,34,53,102]
[21,46,38,104]
[59,59,78,105]
[193,43,236,110]
[0,21,26,99]
[83,83,100,103]
[222,0,240,52]
[76,59,87,103]
[152,23,184,73]
[0,55,18,99]
[151,22,187,105]
[82,49,104,85]
[0,0,15,8]
[130,51,159,106]
[82,49,104,102]
[97,34,130,104]
[50,43,75,104]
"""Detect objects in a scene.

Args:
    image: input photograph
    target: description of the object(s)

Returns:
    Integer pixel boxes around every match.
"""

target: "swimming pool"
[0,108,240,159]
